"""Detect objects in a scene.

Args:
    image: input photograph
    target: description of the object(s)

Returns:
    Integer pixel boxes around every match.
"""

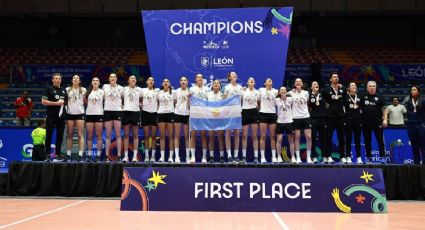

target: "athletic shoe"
[341,157,347,164]
[158,157,164,163]
[291,157,296,164]
[122,156,129,163]
[296,158,302,164]
[234,157,240,164]
[175,157,181,163]
[168,158,174,163]
[227,156,234,163]
[77,156,84,162]
[144,155,149,163]
[240,157,247,164]
[381,158,387,164]
[62,155,71,162]
[306,157,313,164]
[357,157,363,164]
[260,157,267,163]
[271,156,277,163]
[44,158,52,162]
[312,157,318,164]
[208,157,214,163]
[253,157,259,164]
[190,156,196,163]
[277,156,283,163]
[322,157,328,164]
[328,157,335,164]
[201,157,207,163]
[346,157,353,164]
[220,157,225,163]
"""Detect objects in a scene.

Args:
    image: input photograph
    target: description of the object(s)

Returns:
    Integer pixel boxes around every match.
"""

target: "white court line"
[0,200,87,229]
[272,212,290,230]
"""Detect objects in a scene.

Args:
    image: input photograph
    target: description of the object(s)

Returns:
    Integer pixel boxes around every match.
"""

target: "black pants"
[311,117,326,158]
[45,114,66,159]
[32,144,46,161]
[363,124,385,158]
[345,119,362,158]
[326,117,345,158]
[407,124,425,164]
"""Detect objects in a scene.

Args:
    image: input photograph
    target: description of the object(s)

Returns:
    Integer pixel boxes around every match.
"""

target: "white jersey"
[86,89,104,115]
[259,87,278,114]
[102,84,124,111]
[123,86,142,112]
[189,85,210,100]
[289,90,310,119]
[207,91,223,101]
[242,88,260,110]
[141,88,159,113]
[173,88,189,116]
[224,83,243,97]
[276,97,293,124]
[66,87,86,115]
[157,90,174,114]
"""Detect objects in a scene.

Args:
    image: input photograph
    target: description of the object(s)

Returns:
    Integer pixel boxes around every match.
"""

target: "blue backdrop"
[142,7,293,87]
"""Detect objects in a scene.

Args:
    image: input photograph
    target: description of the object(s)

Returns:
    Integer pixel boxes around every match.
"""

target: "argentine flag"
[190,95,242,131]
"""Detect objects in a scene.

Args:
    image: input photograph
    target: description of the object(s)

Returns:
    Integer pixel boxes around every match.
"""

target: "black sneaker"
[220,157,225,163]
[227,156,234,163]
[234,157,240,163]
[61,155,71,162]
[209,157,214,163]
[77,156,84,162]
[240,157,246,164]
[44,158,51,162]
[253,157,259,164]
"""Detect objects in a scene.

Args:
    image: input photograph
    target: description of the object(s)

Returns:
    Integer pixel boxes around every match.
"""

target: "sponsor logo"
[201,57,210,67]
[21,144,33,158]
[202,40,219,49]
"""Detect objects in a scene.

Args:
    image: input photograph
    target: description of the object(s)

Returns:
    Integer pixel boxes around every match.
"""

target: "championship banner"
[120,167,387,213]
[189,95,242,131]
[142,7,293,87]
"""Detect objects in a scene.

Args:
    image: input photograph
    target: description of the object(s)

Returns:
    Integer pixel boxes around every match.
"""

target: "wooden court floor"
[0,199,424,229]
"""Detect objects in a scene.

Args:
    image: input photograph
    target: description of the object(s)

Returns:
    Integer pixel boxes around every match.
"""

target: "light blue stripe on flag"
[190,117,242,131]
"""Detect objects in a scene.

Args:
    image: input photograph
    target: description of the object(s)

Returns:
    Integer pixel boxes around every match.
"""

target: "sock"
[210,150,214,157]
[152,150,156,159]
[97,151,101,157]
[272,150,276,158]
[66,150,71,156]
[260,150,265,159]
[174,149,179,159]
[186,148,190,159]
[234,149,239,159]
[227,149,232,158]
[220,151,224,158]
[124,151,128,158]
[86,151,91,157]
[170,151,174,159]
[78,151,83,157]
[160,150,165,159]
[133,150,137,160]
[296,151,300,159]
[202,149,207,159]
[242,149,246,158]
[254,150,259,158]
[145,149,149,158]
[307,150,311,159]
[190,148,195,158]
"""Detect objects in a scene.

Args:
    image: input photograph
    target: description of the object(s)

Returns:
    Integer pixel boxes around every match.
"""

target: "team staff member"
[65,74,86,161]
[42,73,67,161]
[308,81,326,164]
[223,71,242,163]
[321,72,345,164]
[289,78,312,164]
[85,77,104,162]
[241,77,260,163]
[31,120,46,161]
[157,78,175,163]
[173,76,190,163]
[275,87,295,164]
[141,77,159,162]
[361,81,386,164]
[405,86,425,164]
[344,82,362,164]
[103,73,124,161]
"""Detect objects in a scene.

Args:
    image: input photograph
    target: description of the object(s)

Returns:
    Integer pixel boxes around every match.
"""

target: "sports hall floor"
[0,198,424,229]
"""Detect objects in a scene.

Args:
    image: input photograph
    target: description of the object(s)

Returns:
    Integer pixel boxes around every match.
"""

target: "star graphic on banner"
[271,27,278,35]
[277,23,290,39]
[148,170,167,188]
[362,65,375,76]
[116,65,126,76]
[355,194,366,204]
[144,181,156,192]
[360,170,374,184]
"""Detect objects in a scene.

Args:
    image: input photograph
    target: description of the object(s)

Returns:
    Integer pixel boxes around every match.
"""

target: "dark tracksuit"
[344,93,362,159]
[308,91,327,159]
[360,93,385,158]
[321,86,345,158]
[43,85,67,159]
[405,97,425,164]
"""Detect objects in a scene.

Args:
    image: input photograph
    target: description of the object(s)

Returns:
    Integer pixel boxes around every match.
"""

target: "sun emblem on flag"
[211,108,221,117]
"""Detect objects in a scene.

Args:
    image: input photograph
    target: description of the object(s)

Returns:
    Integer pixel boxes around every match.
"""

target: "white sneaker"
[346,157,353,164]
[168,158,174,163]
[312,157,318,164]
[144,155,149,163]
[201,157,207,163]
[277,156,283,163]
[341,157,347,164]
[296,158,302,164]
[190,156,196,163]
[122,156,129,162]
[291,157,296,164]
[322,157,328,164]
[175,157,181,163]
[158,157,164,162]
[306,157,313,164]
[357,157,363,164]
[260,157,267,163]
[271,157,277,163]
[328,157,335,164]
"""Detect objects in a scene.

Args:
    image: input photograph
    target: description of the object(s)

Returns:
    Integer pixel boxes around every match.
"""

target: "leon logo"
[0,157,6,168]
[21,144,33,158]
[201,57,210,67]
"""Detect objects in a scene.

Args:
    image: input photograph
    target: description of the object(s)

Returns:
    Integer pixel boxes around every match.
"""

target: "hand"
[57,99,64,106]
[382,120,388,128]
